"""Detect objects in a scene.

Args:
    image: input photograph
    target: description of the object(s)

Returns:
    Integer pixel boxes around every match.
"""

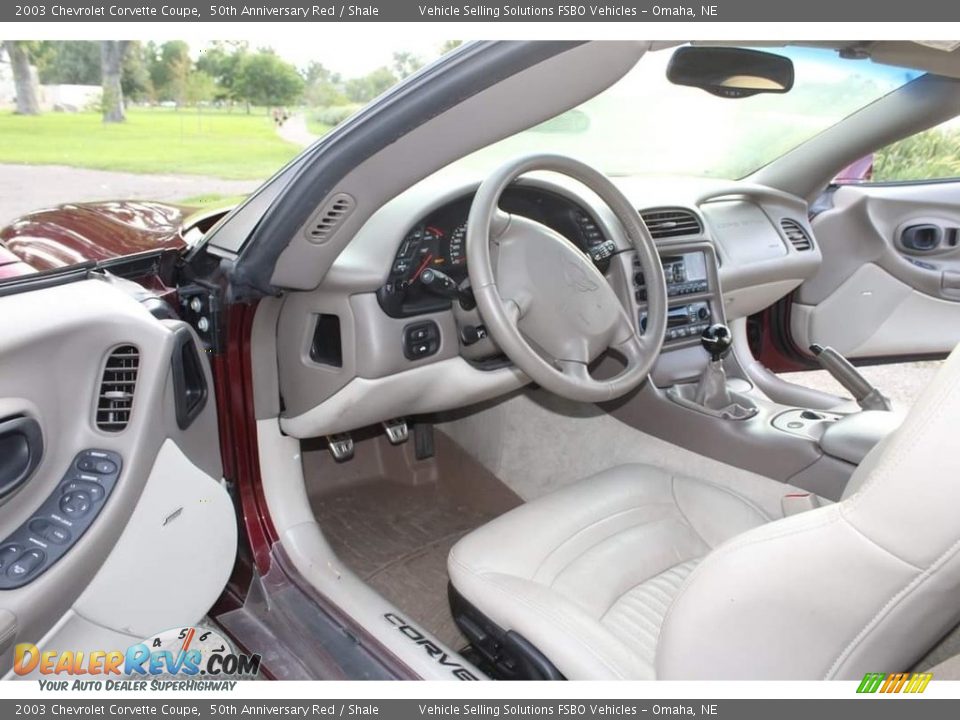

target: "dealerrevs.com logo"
[14,626,261,691]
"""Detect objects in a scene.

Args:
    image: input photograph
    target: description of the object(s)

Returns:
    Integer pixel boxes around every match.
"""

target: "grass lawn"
[0,107,304,180]
[175,192,248,208]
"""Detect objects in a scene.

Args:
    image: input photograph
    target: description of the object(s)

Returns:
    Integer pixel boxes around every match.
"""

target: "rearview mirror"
[667,46,795,98]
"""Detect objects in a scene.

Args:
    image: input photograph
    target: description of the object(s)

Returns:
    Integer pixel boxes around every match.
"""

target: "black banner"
[7,0,960,22]
[0,700,959,720]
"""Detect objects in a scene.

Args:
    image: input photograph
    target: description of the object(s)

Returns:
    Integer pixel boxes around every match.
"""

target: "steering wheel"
[466,154,667,403]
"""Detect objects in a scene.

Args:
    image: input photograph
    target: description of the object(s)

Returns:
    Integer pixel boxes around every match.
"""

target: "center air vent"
[640,208,702,239]
[96,345,139,432]
[781,218,813,251]
[306,193,356,244]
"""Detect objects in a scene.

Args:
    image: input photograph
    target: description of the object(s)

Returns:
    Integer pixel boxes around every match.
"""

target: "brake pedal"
[382,418,409,445]
[326,433,355,462]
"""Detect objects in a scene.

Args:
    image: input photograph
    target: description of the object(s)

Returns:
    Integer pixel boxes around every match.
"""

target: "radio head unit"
[633,250,709,302]
[633,247,719,344]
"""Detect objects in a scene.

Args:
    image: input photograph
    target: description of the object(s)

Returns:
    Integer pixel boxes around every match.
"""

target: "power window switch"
[7,549,44,578]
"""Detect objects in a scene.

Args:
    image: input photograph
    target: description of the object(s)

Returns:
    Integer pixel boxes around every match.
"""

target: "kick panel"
[0,450,121,589]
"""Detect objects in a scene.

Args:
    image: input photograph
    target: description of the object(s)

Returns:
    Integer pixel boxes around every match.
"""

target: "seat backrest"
[656,344,960,679]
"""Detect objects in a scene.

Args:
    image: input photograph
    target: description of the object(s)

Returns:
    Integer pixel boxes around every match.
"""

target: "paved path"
[0,114,317,226]
[0,164,261,225]
[276,114,320,148]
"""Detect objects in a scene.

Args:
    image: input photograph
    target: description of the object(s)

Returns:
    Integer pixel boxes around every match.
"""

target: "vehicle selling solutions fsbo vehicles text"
[417,5,711,17]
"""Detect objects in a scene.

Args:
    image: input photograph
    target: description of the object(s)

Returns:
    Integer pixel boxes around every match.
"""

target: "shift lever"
[700,323,733,362]
[694,324,734,410]
[666,322,757,419]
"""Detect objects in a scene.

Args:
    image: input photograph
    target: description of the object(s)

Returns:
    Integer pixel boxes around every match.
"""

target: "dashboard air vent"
[96,345,139,432]
[306,193,355,244]
[781,218,813,251]
[640,208,702,239]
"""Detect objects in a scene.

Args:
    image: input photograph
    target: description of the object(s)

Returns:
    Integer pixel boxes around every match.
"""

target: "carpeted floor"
[305,430,521,651]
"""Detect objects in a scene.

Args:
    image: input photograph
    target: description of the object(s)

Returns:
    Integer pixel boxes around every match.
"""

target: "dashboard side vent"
[96,345,139,432]
[781,218,813,251]
[306,193,356,244]
[639,208,702,239]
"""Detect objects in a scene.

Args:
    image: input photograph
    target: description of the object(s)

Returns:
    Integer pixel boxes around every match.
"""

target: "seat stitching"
[546,514,683,588]
[531,505,678,585]
[669,475,711,548]
[824,530,960,679]
[449,553,643,679]
[671,473,772,542]
[600,560,700,664]
[598,558,699,621]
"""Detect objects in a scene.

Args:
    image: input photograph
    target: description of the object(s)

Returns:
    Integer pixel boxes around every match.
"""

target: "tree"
[121,42,153,103]
[196,41,248,103]
[302,61,345,107]
[3,41,41,115]
[440,40,463,55]
[234,50,304,109]
[101,41,130,123]
[148,40,191,103]
[185,70,216,107]
[344,67,397,103]
[391,51,423,80]
[34,41,100,85]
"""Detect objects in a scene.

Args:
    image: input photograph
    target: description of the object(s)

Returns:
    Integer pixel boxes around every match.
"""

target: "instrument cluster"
[377,185,615,318]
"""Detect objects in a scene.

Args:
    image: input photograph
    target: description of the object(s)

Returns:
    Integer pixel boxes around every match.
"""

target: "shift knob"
[701,323,732,362]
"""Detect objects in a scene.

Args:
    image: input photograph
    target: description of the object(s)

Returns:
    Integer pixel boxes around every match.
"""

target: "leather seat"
[448,345,960,680]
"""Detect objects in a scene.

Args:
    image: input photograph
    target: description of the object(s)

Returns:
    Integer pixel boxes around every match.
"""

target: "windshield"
[461,46,922,180]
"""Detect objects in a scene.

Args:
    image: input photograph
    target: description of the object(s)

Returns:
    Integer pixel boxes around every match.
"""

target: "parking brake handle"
[809,344,892,412]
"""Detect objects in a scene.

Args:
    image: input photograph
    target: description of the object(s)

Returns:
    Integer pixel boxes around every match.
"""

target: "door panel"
[0,277,234,674]
[791,181,960,358]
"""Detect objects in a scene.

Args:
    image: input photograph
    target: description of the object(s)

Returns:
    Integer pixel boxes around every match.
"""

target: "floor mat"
[306,431,521,652]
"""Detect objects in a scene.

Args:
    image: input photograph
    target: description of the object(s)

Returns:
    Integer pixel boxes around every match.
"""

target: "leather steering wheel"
[466,154,667,402]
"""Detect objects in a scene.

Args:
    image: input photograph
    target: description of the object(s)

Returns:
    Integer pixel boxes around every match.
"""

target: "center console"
[633,243,724,348]
[609,240,902,501]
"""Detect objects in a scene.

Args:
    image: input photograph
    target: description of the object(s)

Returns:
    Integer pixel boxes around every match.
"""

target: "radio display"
[661,252,707,285]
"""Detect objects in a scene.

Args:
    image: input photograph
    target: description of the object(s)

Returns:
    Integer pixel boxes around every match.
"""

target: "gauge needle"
[412,253,434,282]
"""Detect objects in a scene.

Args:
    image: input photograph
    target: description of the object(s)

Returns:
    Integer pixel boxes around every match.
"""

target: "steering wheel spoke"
[556,359,592,382]
[611,331,649,365]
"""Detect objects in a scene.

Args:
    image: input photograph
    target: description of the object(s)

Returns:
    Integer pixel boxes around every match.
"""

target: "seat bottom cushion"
[448,463,773,679]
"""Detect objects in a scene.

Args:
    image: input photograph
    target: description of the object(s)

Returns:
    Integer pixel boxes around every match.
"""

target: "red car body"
[0,200,212,277]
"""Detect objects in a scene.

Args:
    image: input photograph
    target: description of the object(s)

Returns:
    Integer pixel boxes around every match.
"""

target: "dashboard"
[276,173,826,438]
[377,186,617,318]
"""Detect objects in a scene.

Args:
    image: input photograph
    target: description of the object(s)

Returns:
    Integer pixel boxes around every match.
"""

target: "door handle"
[900,224,942,252]
[0,415,44,499]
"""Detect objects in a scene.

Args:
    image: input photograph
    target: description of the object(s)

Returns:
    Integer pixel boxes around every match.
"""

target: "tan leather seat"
[449,345,960,680]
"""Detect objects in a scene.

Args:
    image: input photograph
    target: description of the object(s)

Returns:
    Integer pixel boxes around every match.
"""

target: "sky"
[196,37,452,77]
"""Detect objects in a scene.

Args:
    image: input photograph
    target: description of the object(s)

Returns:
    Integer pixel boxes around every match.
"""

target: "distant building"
[0,54,101,112]
[0,57,17,107]
[41,84,102,112]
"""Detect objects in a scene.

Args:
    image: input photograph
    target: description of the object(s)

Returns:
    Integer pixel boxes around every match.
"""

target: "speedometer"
[448,223,467,269]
